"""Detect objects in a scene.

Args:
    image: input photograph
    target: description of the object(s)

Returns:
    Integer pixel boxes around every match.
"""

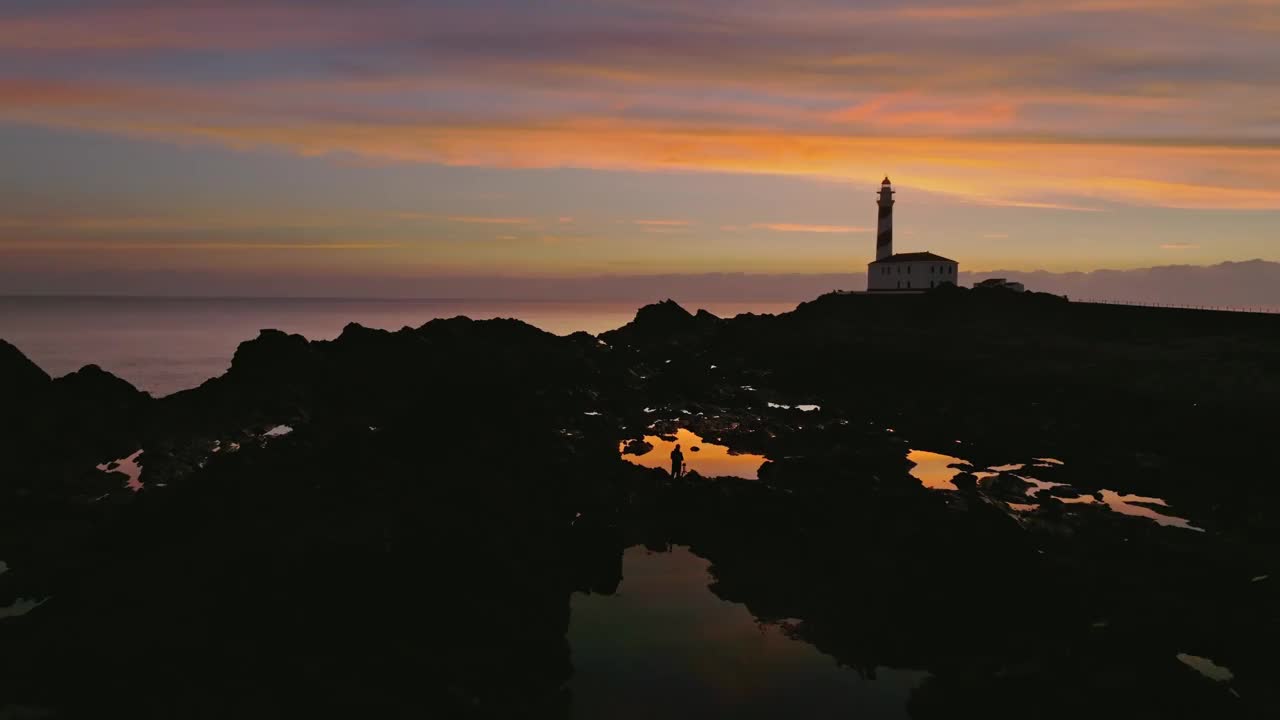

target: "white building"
[866,177,959,292]
[975,278,1025,292]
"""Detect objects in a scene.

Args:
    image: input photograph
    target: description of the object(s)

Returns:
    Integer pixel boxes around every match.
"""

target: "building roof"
[869,251,957,265]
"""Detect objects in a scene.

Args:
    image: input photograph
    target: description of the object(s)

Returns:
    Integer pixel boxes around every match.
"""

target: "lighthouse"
[866,176,960,292]
[876,176,894,260]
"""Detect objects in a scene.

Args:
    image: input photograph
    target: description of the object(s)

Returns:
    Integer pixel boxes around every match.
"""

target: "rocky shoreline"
[1,286,1277,718]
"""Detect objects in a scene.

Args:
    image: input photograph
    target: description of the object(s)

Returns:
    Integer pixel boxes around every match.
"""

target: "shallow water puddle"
[96,450,143,492]
[906,450,968,490]
[1063,491,1204,532]
[0,598,48,621]
[1020,475,1070,497]
[906,450,1202,531]
[569,546,926,719]
[262,424,293,438]
[620,428,769,479]
[1176,653,1234,682]
[767,402,821,412]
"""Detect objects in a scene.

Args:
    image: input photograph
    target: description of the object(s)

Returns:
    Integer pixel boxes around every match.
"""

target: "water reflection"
[905,449,1202,531]
[0,598,47,621]
[96,450,143,492]
[620,428,769,480]
[906,450,966,490]
[569,546,925,719]
[767,402,821,412]
[1061,491,1204,532]
[1176,653,1234,682]
[262,425,293,439]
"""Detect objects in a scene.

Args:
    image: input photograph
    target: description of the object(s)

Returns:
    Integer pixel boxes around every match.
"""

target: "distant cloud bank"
[3,261,1279,311]
[962,260,1280,310]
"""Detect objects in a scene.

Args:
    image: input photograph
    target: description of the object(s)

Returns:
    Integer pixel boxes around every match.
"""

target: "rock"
[0,338,52,392]
[982,473,1032,500]
[227,329,320,385]
[621,439,654,456]
[0,340,53,440]
[1045,485,1086,499]
[599,299,718,346]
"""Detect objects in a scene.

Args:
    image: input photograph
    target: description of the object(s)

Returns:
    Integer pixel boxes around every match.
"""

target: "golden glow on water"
[620,428,769,480]
[906,450,966,490]
[1095,491,1203,532]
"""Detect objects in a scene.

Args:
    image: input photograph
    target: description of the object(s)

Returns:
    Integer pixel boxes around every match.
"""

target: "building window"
[907,281,912,289]
[907,266,912,274]
[897,281,901,289]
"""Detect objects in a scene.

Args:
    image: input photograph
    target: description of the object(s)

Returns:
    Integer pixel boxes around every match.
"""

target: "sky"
[1,0,1277,296]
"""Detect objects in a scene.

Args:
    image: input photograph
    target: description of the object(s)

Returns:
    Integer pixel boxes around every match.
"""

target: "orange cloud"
[9,96,1277,211]
[444,215,535,225]
[0,241,401,251]
[751,224,872,233]
[966,199,1105,212]
[826,93,1019,132]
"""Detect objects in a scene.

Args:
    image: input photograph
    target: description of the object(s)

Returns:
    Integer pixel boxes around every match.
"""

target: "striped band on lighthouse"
[876,204,893,260]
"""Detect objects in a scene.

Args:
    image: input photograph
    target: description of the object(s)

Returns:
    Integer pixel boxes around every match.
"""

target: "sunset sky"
[1,0,1277,294]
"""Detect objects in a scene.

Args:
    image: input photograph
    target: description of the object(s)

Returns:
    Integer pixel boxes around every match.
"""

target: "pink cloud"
[751,224,871,233]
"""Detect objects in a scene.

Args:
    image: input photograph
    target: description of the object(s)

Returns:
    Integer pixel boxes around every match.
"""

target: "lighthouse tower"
[866,176,959,292]
[876,176,894,260]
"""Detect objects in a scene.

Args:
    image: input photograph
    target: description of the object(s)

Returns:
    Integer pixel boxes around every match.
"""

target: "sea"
[0,296,797,397]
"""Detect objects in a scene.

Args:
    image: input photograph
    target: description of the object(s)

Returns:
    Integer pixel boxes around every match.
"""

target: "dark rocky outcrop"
[601,299,719,347]
[1,290,1277,718]
[0,344,151,476]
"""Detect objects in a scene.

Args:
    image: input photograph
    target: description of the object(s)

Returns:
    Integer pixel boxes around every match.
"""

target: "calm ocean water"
[0,296,796,397]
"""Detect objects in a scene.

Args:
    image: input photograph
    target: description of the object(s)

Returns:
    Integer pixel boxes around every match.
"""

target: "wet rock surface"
[2,289,1278,718]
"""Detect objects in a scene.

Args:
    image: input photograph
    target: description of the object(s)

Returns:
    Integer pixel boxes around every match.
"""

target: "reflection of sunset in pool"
[1060,491,1203,532]
[569,546,926,717]
[906,450,967,490]
[905,447,1202,530]
[620,428,769,480]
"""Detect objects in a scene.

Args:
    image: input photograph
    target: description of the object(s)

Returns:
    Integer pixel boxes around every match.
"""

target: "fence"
[1076,298,1280,314]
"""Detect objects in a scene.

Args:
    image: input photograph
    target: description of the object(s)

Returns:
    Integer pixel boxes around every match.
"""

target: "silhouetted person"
[670,444,684,479]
